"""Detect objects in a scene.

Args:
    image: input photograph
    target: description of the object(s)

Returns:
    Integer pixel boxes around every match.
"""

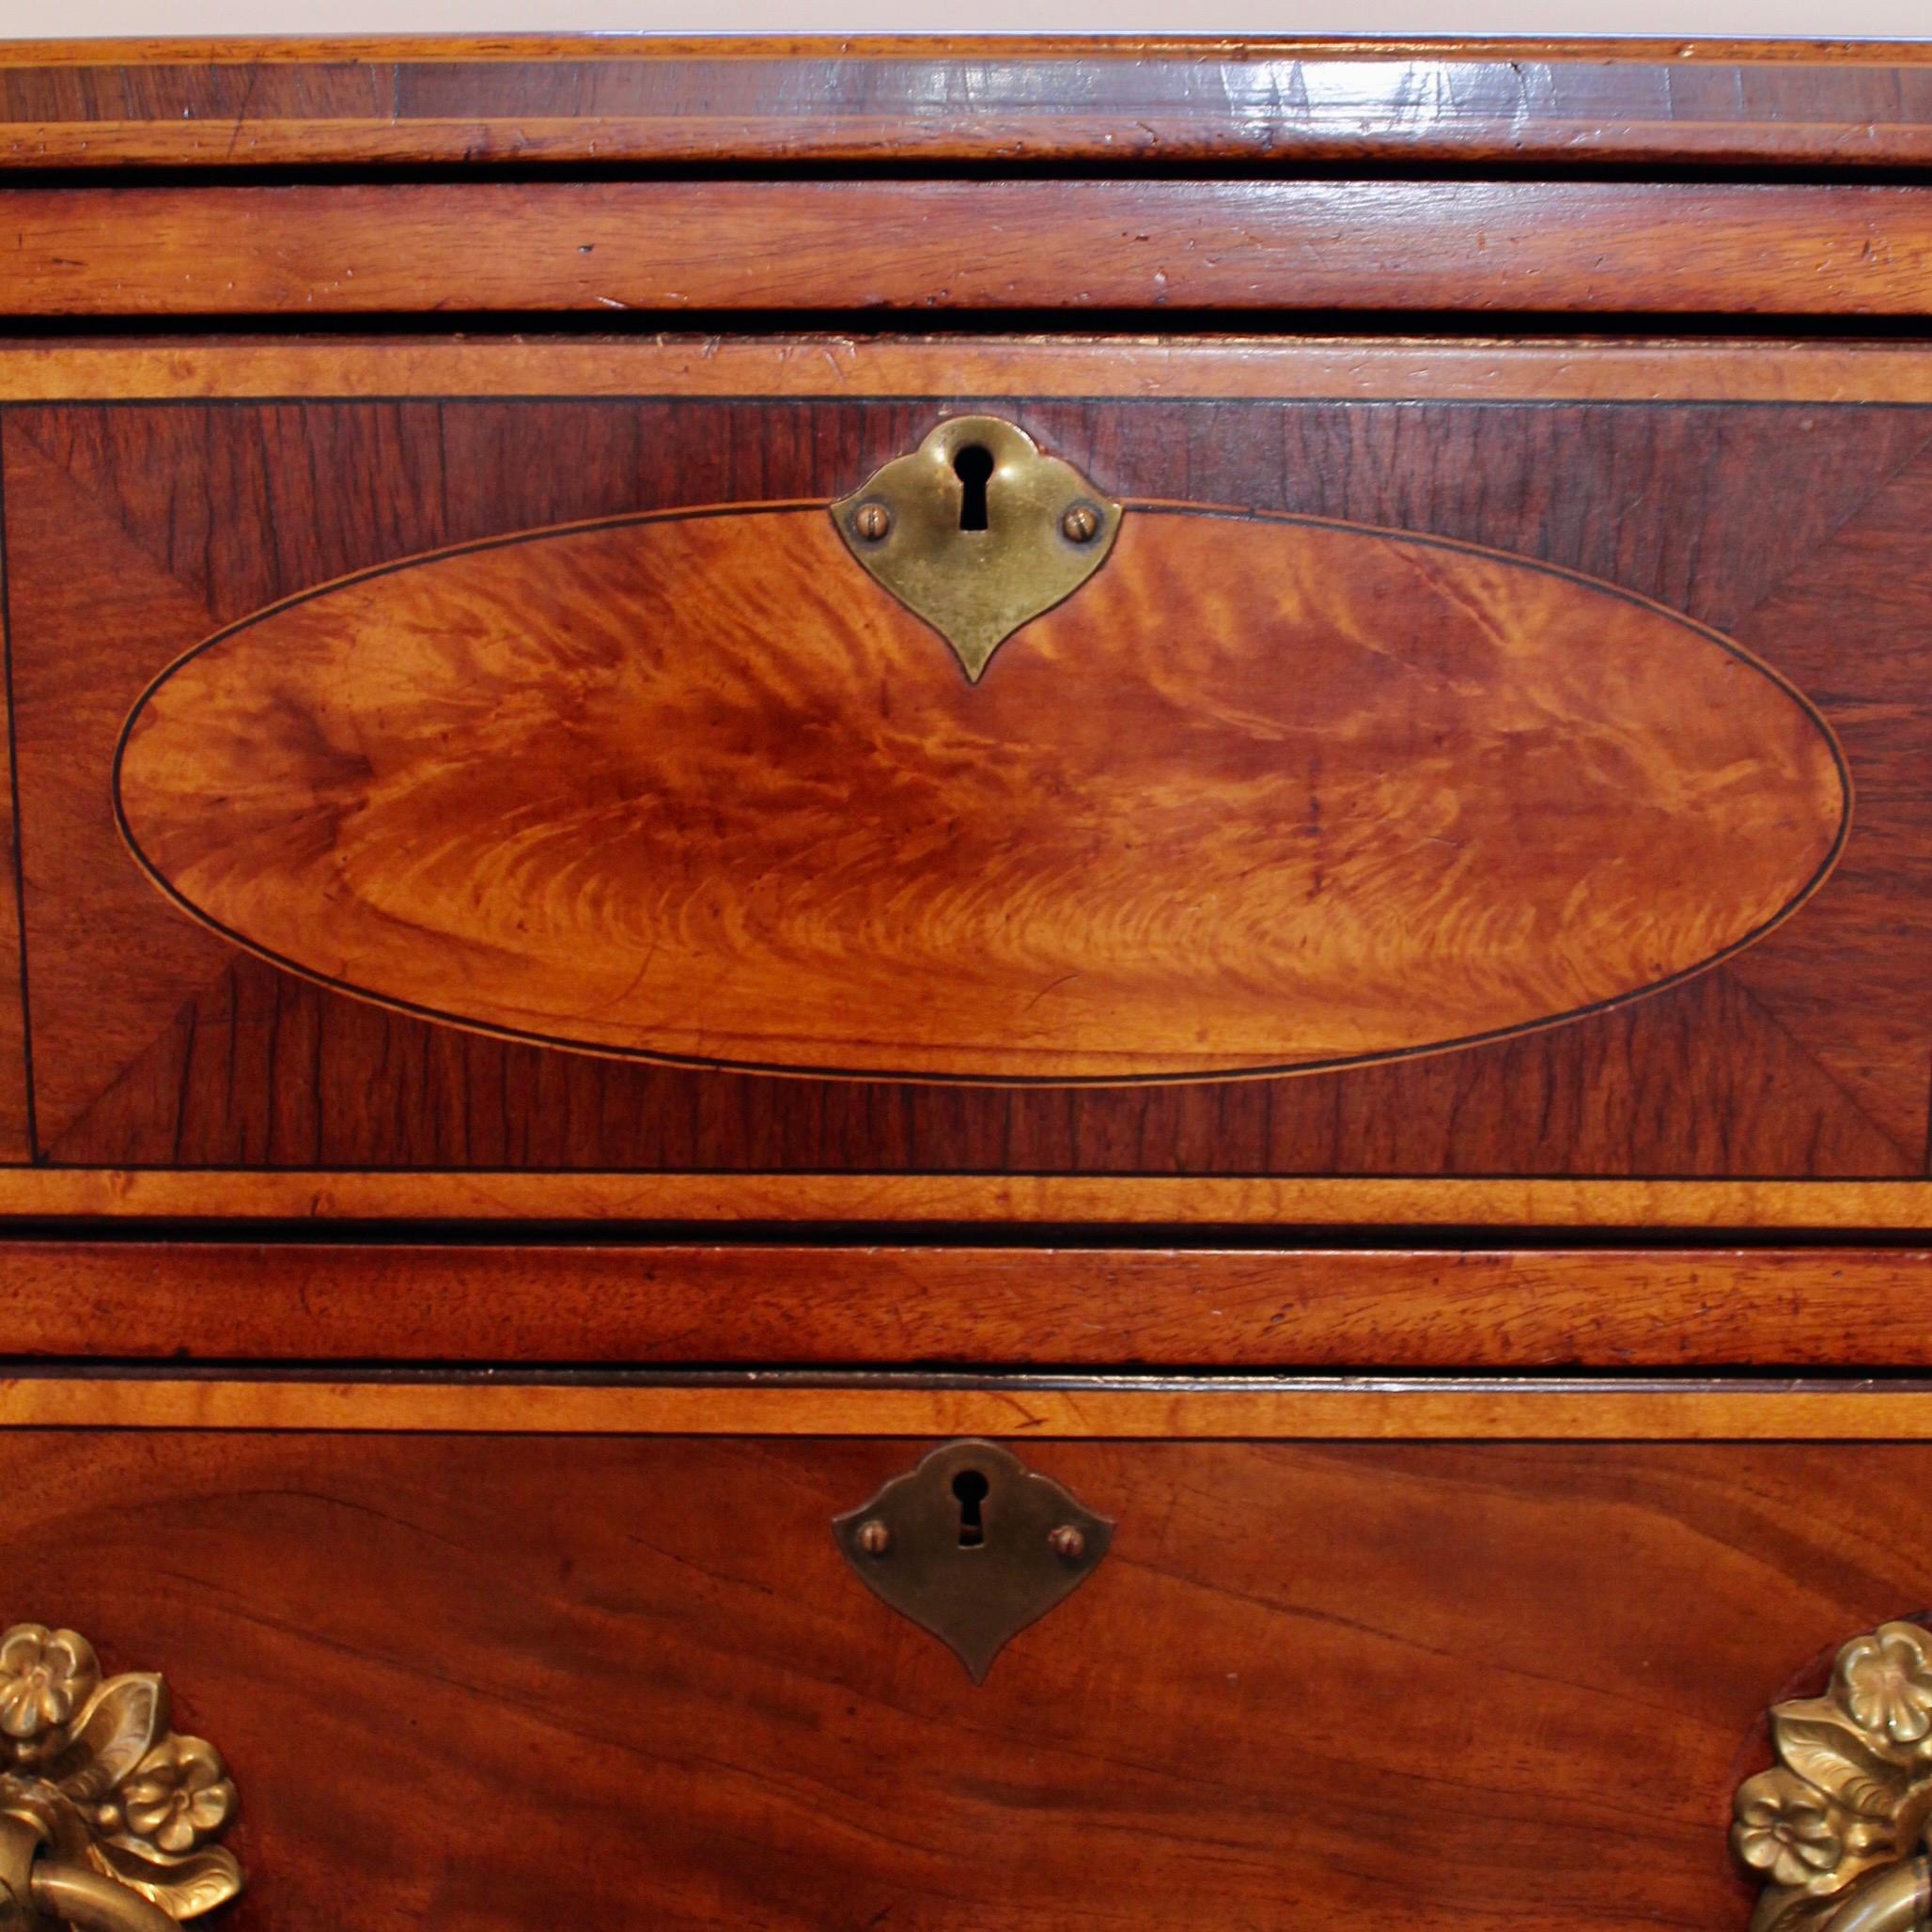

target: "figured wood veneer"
[113,502,1845,1085]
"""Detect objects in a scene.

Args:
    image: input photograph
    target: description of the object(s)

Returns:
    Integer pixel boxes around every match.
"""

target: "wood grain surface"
[15,336,1932,406]
[113,502,1845,1084]
[8,180,1932,317]
[0,645,30,1166]
[14,1376,1932,1439]
[0,1171,1925,1227]
[2,37,1931,169]
[9,1428,1932,1924]
[6,391,1928,1200]
[0,1242,1926,1368]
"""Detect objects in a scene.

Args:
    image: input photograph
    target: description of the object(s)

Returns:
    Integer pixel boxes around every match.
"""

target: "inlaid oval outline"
[113,500,1849,1086]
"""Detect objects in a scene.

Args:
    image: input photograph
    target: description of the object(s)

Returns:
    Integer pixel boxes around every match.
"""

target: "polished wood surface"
[16,336,1932,406]
[6,388,1926,1216]
[11,1427,1932,1924]
[0,669,28,1167]
[8,179,1932,317]
[8,1242,1931,1369]
[0,1170,1927,1226]
[5,42,1926,1931]
[2,37,1930,169]
[13,1376,1932,1438]
[115,501,1844,1084]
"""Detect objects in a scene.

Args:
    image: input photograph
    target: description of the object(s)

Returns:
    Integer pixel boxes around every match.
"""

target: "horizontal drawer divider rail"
[6,179,1932,316]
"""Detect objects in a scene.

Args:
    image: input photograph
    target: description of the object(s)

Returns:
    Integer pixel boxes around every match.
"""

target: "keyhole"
[953,443,993,532]
[952,1467,989,1547]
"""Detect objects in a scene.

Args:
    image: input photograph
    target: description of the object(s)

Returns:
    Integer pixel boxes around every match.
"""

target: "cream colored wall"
[5,0,1929,37]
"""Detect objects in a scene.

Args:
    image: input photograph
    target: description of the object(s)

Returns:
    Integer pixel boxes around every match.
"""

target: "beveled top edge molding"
[4,35,1932,174]
[2,37,1932,64]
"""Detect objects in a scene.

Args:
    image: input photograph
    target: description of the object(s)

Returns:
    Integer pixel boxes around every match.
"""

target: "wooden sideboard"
[0,33,1928,1930]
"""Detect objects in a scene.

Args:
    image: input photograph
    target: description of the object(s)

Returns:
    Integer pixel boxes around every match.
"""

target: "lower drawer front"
[6,1424,1918,1929]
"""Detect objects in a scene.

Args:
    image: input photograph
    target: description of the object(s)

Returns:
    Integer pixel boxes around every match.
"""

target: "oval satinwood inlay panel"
[113,503,1847,1084]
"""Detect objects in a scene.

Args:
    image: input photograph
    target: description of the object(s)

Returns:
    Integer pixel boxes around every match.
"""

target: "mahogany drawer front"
[0,337,1927,1242]
[8,1387,1932,1930]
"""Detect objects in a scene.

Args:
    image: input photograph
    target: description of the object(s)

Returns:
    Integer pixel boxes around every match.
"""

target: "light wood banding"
[7,1375,1932,1439]
[0,1172,1922,1227]
[7,337,1932,405]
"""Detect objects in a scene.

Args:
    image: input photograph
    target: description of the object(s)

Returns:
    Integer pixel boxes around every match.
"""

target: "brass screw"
[852,501,893,541]
[856,1519,892,1556]
[1048,1524,1086,1561]
[1060,504,1100,544]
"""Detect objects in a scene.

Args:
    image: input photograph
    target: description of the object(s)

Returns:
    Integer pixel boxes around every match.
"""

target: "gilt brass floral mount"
[0,1625,241,1929]
[1735,1620,1932,1930]
[831,415,1122,682]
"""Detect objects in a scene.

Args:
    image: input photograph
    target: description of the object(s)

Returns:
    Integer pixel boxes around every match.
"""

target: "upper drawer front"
[1,336,1927,1229]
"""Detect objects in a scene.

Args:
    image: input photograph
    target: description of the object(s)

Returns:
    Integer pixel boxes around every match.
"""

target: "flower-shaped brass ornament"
[1735,1620,1932,1930]
[1736,1771,1849,1892]
[110,1737,235,1859]
[1836,1626,1932,1750]
[0,1623,242,1924]
[0,1628,100,1747]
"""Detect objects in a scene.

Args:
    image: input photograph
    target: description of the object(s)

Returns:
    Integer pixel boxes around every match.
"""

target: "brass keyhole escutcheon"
[833,1439,1114,1682]
[830,415,1123,683]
